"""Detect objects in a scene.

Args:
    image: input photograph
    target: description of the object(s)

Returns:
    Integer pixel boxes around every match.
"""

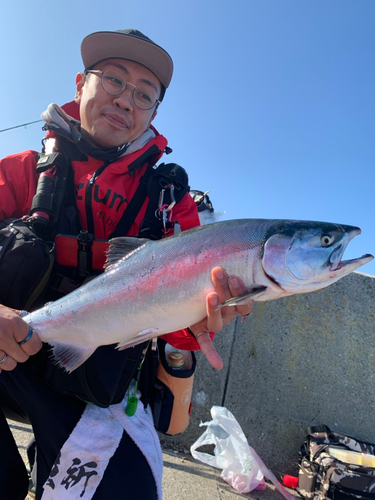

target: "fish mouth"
[330,253,374,273]
[329,244,343,270]
[328,225,374,274]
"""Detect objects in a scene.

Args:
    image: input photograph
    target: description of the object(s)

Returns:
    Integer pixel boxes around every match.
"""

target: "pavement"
[9,420,298,500]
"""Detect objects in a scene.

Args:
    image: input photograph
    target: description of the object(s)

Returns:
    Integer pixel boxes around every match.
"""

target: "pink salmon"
[24,219,373,372]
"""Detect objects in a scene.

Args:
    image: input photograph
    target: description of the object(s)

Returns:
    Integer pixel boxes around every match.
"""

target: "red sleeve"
[0,151,39,219]
[163,329,215,351]
[161,191,214,350]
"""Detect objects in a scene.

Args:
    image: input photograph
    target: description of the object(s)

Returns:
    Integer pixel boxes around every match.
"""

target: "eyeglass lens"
[100,70,158,110]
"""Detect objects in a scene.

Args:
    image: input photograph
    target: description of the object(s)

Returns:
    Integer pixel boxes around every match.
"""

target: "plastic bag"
[190,406,296,499]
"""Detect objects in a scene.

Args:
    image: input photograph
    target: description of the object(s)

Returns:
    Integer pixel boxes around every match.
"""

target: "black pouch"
[44,342,147,408]
[0,218,55,310]
[298,424,375,500]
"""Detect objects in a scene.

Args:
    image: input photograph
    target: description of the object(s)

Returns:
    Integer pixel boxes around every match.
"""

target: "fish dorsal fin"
[104,237,150,271]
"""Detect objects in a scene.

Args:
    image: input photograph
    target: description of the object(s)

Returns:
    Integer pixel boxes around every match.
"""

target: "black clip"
[36,151,67,174]
[77,230,93,277]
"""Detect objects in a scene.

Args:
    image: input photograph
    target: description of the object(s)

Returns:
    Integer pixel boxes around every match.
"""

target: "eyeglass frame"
[84,69,161,111]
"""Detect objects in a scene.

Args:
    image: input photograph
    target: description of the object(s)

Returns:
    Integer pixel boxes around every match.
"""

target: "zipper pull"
[125,363,142,417]
[125,344,149,417]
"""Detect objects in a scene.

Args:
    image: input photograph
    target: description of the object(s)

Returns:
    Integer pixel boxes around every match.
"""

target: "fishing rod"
[0,119,43,134]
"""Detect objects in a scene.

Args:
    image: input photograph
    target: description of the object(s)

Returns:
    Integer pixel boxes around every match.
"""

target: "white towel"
[110,398,163,500]
[42,388,163,499]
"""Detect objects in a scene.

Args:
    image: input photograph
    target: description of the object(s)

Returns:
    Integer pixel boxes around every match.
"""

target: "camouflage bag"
[298,424,375,499]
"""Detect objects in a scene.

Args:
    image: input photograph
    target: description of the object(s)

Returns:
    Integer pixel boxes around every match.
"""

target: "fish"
[24,219,373,372]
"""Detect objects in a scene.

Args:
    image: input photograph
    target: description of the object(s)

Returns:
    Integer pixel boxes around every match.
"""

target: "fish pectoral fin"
[105,237,151,271]
[48,342,97,373]
[217,286,267,309]
[116,328,159,350]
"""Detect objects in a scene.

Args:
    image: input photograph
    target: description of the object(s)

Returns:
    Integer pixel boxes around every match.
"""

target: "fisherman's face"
[75,58,161,149]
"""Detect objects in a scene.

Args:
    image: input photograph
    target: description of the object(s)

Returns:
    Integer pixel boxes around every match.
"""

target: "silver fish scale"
[26,220,269,348]
[24,218,371,372]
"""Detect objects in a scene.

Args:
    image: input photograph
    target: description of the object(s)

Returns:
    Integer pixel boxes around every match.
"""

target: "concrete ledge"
[163,271,375,477]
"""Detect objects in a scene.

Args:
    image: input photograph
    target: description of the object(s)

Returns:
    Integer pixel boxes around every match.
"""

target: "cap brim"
[81,31,173,89]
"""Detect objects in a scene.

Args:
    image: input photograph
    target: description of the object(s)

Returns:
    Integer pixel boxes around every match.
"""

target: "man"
[0,29,252,499]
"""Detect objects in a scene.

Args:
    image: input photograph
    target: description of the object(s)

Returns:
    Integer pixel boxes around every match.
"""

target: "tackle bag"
[298,424,375,499]
[0,218,55,311]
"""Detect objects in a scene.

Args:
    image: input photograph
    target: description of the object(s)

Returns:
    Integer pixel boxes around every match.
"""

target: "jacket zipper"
[85,161,110,235]
[84,144,160,235]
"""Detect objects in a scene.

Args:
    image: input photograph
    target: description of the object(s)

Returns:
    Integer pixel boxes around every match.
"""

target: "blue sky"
[1,0,374,275]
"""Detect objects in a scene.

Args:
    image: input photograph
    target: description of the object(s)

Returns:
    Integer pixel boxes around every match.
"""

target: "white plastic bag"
[190,406,296,499]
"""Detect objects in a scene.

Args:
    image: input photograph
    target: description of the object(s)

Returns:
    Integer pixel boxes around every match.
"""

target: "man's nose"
[113,84,134,111]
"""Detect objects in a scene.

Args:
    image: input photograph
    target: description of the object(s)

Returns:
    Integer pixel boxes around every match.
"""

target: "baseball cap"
[81,29,173,99]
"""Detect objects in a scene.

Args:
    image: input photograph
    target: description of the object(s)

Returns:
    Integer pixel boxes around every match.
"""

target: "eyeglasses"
[84,69,161,110]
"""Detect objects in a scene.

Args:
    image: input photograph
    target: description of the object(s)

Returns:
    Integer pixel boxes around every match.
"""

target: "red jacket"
[0,104,206,350]
[0,134,196,240]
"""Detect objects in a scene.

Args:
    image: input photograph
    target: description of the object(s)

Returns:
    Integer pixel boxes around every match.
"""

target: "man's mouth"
[103,113,130,129]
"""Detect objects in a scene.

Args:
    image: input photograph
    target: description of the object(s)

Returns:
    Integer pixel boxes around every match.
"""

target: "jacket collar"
[41,103,157,163]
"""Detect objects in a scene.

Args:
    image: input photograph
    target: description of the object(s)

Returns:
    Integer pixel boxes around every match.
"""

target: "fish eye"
[321,234,335,246]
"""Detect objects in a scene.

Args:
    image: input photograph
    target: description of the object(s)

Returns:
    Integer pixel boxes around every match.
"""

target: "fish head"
[262,221,373,294]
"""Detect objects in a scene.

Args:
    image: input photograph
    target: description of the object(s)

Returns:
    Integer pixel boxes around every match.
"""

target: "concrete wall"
[159,271,375,477]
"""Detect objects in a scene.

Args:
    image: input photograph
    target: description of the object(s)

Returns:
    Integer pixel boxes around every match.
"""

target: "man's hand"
[188,267,253,370]
[0,305,42,373]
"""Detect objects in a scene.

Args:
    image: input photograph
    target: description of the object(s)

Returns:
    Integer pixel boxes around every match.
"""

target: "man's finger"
[211,267,230,301]
[211,267,237,324]
[0,351,17,371]
[0,328,29,363]
[195,332,223,370]
[205,293,223,333]
[228,276,254,317]
[0,314,42,361]
[14,325,42,356]
[195,293,224,370]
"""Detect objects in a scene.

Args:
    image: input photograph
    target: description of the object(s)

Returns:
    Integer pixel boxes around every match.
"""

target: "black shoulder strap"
[29,136,85,238]
[111,162,189,240]
[110,164,154,238]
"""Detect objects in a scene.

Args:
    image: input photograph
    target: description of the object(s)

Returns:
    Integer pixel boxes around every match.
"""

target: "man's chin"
[82,131,128,151]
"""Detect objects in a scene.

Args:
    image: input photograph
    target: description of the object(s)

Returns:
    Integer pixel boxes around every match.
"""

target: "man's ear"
[75,72,85,104]
[148,109,158,128]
